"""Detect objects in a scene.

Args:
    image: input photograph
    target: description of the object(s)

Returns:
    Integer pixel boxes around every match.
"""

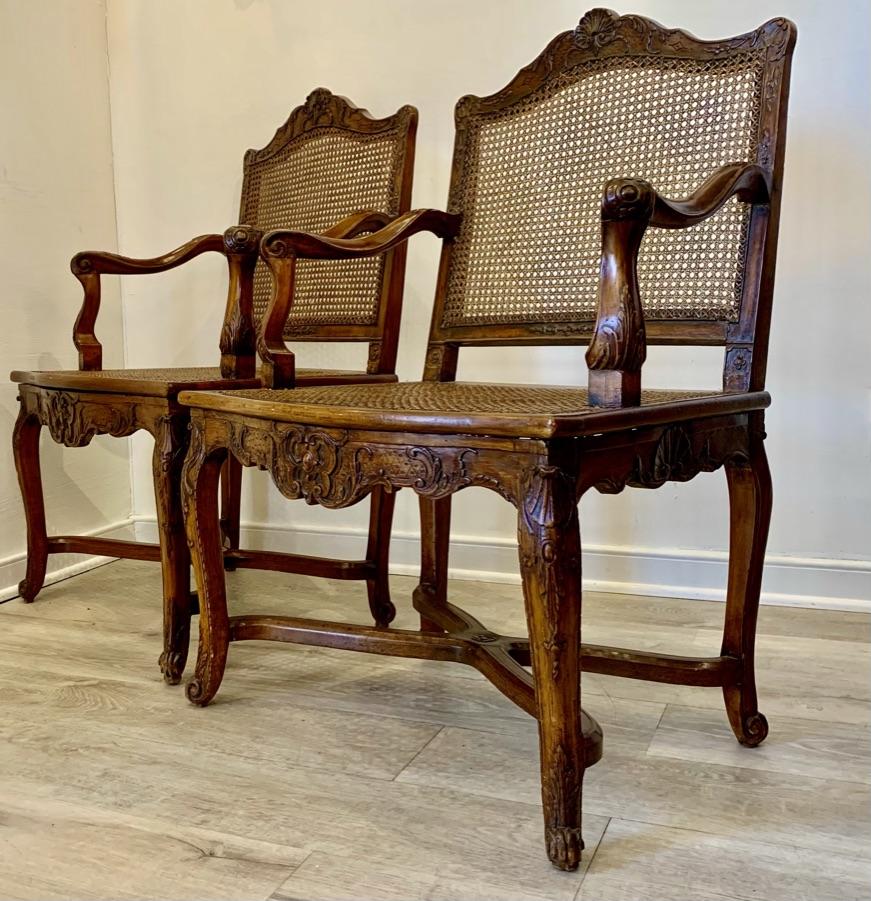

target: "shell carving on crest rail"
[239,89,412,337]
[245,89,415,165]
[216,419,516,508]
[572,9,793,60]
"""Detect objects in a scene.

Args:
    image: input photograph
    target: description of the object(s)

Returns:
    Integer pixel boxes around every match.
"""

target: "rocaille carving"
[593,424,751,494]
[573,8,620,52]
[35,390,138,447]
[518,464,581,681]
[246,88,413,166]
[222,418,511,509]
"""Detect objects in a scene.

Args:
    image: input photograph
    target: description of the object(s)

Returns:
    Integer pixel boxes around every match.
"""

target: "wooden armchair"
[178,12,795,870]
[11,89,417,683]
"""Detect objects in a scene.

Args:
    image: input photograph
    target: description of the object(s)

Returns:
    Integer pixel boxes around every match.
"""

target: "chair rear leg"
[416,496,451,632]
[153,416,192,685]
[722,432,772,747]
[220,455,242,571]
[13,406,48,602]
[365,487,396,627]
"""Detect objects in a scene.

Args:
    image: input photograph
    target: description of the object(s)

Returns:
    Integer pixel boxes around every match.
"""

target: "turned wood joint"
[586,178,654,408]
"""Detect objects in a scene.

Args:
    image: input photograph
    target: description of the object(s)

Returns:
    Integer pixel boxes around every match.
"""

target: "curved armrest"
[320,209,397,239]
[258,209,462,388]
[261,209,462,261]
[71,233,224,277]
[586,163,770,408]
[71,227,262,372]
[650,163,770,229]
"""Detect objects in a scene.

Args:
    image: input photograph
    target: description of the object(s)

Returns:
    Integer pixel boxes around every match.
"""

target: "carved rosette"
[34,390,138,447]
[222,224,261,256]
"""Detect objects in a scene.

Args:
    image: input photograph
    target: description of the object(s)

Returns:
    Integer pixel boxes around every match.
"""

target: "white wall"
[106,0,870,608]
[0,0,132,598]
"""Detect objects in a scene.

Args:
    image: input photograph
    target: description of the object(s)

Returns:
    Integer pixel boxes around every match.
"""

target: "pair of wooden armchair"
[12,9,796,870]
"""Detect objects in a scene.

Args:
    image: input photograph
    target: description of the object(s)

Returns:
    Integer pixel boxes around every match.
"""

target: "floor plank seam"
[601,813,871,861]
[264,849,315,901]
[642,699,670,758]
[391,725,446,782]
[573,816,612,899]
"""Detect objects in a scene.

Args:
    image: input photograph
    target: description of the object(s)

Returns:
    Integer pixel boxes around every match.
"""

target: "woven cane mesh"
[213,382,717,415]
[241,129,405,337]
[442,53,765,329]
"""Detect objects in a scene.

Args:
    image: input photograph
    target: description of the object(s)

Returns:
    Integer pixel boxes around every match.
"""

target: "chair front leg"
[364,487,397,627]
[152,415,192,684]
[219,455,243,571]
[12,404,48,602]
[182,431,230,707]
[517,464,585,871]
[722,431,772,746]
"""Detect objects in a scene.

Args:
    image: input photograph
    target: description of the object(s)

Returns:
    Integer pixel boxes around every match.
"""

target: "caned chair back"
[240,89,416,372]
[427,10,795,390]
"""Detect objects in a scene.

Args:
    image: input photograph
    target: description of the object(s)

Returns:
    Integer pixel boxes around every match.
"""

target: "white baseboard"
[0,519,137,603]
[132,517,871,613]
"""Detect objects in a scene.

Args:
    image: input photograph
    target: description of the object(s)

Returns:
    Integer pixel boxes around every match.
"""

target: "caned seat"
[12,89,417,686]
[189,382,769,438]
[10,367,393,398]
[177,10,795,871]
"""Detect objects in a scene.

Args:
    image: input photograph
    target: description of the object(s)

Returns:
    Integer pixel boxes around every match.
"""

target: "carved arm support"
[258,209,462,388]
[71,226,263,376]
[586,162,771,408]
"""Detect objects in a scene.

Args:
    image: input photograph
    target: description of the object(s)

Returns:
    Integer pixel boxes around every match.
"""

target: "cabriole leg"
[220,455,242,571]
[13,404,48,602]
[182,428,230,707]
[416,496,451,632]
[153,415,192,684]
[365,487,397,627]
[517,465,585,871]
[722,432,772,746]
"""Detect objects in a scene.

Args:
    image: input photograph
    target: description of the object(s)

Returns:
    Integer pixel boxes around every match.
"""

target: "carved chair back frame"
[422,12,794,394]
[239,90,417,375]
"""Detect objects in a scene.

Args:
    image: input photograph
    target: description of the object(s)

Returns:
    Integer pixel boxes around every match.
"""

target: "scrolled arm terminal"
[258,209,462,389]
[587,162,771,408]
[71,230,261,373]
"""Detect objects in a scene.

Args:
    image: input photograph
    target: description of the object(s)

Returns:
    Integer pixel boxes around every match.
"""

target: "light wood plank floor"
[0,560,868,900]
